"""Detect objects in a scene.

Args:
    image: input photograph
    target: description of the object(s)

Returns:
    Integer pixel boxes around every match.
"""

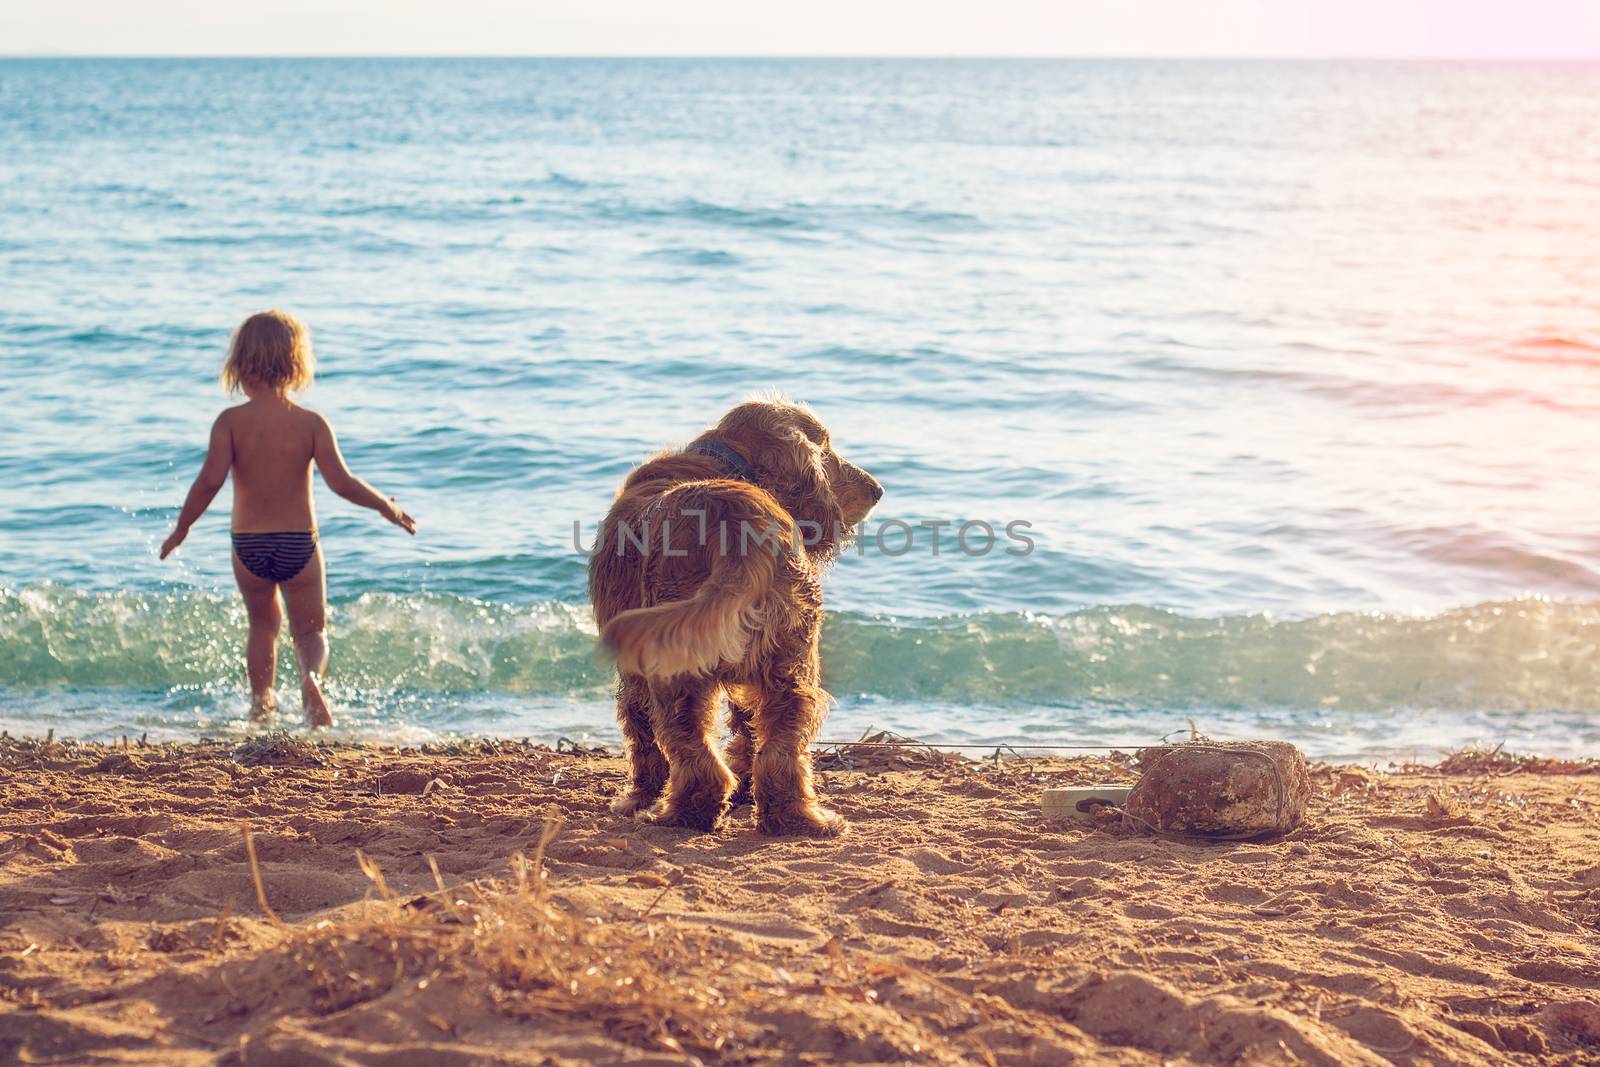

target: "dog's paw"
[757,804,847,838]
[639,799,728,833]
[610,789,660,817]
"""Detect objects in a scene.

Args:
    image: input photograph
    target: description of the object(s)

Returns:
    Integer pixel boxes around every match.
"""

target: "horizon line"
[4,52,1600,63]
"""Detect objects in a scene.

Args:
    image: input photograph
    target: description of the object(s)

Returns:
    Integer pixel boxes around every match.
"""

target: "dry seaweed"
[1420,745,1599,777]
[813,728,970,772]
[231,731,326,768]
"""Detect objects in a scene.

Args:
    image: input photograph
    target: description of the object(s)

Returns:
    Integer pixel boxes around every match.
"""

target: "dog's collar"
[688,441,755,482]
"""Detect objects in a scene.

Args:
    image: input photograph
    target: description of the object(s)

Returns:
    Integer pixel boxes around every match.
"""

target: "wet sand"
[1,735,1598,1065]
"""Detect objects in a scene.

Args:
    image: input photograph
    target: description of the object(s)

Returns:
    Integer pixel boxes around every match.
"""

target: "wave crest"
[3,585,1598,712]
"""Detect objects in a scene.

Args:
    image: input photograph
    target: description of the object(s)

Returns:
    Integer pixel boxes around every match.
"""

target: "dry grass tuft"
[241,826,283,925]
[245,812,733,1057]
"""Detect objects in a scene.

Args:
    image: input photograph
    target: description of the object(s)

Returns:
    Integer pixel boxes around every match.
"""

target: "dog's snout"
[844,460,883,505]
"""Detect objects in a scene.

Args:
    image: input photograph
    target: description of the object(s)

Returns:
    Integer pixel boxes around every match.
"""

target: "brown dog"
[588,399,881,836]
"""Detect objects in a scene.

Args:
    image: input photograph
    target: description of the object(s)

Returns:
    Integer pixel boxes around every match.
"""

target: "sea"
[2,58,1598,760]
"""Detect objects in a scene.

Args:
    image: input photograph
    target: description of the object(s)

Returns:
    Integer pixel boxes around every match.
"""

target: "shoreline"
[2,736,1598,1063]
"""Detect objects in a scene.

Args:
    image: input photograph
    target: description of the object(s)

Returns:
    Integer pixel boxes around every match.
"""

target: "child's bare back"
[161,311,415,726]
[226,399,319,533]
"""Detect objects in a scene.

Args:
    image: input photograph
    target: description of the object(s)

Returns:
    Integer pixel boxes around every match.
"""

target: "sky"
[3,0,1599,58]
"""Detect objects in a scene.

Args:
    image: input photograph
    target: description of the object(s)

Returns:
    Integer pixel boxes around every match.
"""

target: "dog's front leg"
[752,673,844,838]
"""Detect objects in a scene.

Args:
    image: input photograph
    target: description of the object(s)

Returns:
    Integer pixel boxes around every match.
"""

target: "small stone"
[1123,740,1310,839]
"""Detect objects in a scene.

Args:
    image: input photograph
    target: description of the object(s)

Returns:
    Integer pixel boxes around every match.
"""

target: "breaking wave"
[5,584,1598,713]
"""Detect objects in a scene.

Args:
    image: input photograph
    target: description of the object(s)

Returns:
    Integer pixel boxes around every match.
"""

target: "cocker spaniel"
[588,399,881,836]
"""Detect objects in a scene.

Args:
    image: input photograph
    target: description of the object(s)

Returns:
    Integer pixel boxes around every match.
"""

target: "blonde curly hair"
[222,310,314,395]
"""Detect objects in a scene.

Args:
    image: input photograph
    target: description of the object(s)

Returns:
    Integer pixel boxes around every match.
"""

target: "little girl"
[161,310,416,726]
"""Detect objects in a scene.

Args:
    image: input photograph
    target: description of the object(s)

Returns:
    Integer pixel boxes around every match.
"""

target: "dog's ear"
[777,428,843,552]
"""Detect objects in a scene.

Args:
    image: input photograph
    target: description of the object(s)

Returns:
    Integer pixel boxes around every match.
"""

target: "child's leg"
[280,546,332,727]
[230,554,281,721]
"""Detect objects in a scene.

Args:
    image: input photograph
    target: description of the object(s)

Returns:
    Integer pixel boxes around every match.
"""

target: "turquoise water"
[2,59,1598,758]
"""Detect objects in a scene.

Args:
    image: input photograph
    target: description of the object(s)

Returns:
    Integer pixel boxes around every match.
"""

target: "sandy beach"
[0,735,1596,1065]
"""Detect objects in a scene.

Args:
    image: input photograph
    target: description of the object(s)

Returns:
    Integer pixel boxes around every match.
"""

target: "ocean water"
[2,58,1598,760]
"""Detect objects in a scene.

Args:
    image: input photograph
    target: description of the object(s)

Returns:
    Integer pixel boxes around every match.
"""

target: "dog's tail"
[600,533,786,679]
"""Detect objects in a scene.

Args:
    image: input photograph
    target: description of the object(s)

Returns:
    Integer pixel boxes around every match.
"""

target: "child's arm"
[160,414,234,559]
[311,415,417,534]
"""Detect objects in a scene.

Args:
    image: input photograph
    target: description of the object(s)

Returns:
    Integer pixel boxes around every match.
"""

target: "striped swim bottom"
[231,530,318,583]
